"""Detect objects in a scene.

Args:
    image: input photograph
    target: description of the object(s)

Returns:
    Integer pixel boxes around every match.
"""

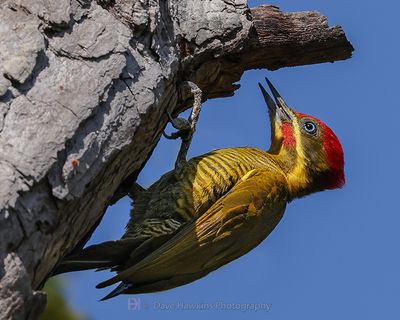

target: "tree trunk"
[0,0,353,319]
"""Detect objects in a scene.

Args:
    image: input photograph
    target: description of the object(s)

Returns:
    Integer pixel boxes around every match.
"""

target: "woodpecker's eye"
[303,121,317,135]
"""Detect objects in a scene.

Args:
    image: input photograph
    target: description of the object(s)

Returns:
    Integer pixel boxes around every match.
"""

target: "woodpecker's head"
[259,78,345,198]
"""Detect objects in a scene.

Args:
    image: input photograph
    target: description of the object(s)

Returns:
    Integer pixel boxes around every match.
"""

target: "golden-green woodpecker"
[56,78,345,300]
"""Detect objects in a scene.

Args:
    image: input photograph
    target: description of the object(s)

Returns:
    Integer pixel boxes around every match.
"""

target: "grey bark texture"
[0,0,353,319]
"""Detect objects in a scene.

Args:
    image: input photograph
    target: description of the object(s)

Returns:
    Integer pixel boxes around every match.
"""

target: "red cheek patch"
[282,122,296,147]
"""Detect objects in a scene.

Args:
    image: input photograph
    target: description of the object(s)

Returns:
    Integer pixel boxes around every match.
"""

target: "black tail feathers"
[53,239,139,276]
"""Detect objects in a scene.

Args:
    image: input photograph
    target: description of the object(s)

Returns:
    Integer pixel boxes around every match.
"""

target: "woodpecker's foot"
[162,111,191,140]
[164,81,202,175]
[110,179,146,205]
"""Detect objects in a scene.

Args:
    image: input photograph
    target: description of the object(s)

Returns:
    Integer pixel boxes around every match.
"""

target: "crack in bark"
[10,211,27,251]
[55,101,79,118]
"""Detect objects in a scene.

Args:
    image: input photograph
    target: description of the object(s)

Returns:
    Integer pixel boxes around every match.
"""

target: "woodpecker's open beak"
[258,78,292,123]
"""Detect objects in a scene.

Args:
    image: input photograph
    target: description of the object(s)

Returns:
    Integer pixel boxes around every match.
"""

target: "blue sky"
[64,0,400,319]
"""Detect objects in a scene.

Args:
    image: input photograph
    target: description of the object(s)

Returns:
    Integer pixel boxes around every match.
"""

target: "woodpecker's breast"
[172,147,279,221]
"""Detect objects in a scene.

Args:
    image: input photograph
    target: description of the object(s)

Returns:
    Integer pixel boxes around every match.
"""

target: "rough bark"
[0,0,353,319]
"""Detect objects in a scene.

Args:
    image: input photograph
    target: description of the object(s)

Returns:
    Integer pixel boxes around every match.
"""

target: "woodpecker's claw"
[164,81,203,175]
[162,131,181,140]
[167,111,191,131]
[162,111,192,140]
[110,180,146,204]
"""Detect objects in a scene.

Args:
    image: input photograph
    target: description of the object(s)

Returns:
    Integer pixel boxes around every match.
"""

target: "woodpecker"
[56,78,345,300]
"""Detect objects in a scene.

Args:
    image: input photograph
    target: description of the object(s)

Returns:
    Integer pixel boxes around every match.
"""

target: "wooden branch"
[248,5,353,69]
[0,0,353,318]
[179,5,353,105]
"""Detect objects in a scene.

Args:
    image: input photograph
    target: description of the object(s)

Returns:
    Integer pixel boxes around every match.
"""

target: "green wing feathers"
[96,169,288,295]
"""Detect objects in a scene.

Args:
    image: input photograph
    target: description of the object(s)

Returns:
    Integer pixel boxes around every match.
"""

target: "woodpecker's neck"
[270,151,309,200]
[267,122,312,199]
